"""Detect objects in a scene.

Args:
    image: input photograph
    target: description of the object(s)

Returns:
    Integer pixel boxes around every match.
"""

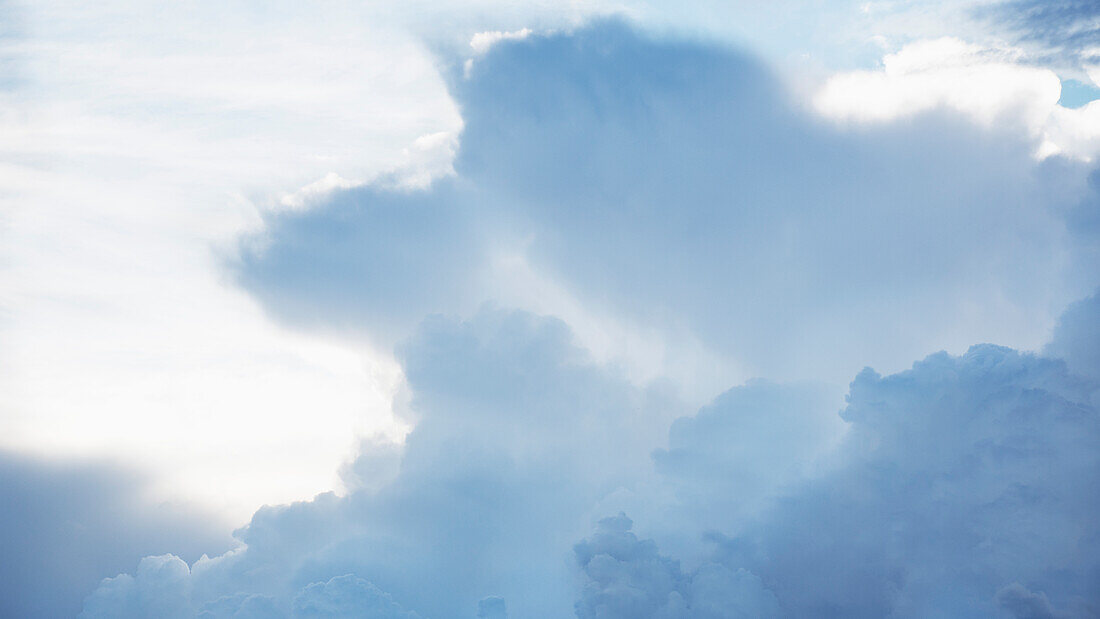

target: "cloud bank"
[81,295,1100,617]
[62,18,1100,619]
[240,21,1100,388]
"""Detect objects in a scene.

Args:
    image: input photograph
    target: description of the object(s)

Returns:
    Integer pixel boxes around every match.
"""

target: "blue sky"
[2,1,1100,617]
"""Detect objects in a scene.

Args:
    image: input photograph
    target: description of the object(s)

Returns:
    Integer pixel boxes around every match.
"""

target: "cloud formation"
[729,344,1100,616]
[82,308,679,617]
[83,294,1100,616]
[574,513,780,619]
[814,36,1100,161]
[72,18,1100,619]
[1046,289,1100,381]
[240,20,1100,387]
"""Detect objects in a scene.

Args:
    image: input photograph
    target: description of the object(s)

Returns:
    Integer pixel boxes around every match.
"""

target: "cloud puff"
[715,344,1100,617]
[240,20,1100,386]
[82,555,195,619]
[1045,288,1100,381]
[81,561,416,619]
[574,513,780,619]
[652,381,844,533]
[475,596,507,619]
[814,36,1100,161]
[814,38,1059,128]
[292,575,419,619]
[996,583,1064,619]
[0,452,229,619]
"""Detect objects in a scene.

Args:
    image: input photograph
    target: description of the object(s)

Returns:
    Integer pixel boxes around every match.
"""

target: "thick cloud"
[709,345,1100,617]
[238,183,481,339]
[84,20,1100,619]
[0,453,230,619]
[82,555,195,619]
[239,20,1100,384]
[84,298,1100,617]
[81,561,416,619]
[652,381,844,542]
[574,513,780,619]
[1045,289,1100,381]
[291,575,419,619]
[83,308,680,618]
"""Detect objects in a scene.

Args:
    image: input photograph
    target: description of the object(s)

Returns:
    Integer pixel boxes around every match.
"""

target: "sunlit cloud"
[3,2,1100,618]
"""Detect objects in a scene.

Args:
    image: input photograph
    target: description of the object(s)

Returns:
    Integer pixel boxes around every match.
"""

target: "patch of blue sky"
[1059,78,1100,108]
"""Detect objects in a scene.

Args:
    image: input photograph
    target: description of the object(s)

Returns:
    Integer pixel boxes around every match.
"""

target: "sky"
[1,0,1099,617]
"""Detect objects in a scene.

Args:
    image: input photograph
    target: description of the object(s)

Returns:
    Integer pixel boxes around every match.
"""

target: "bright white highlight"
[0,1,461,522]
[470,28,534,55]
[815,37,1100,161]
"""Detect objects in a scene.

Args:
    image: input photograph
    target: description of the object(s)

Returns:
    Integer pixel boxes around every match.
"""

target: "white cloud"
[470,28,533,55]
[815,38,1059,128]
[91,20,1100,614]
[814,36,1100,161]
[280,174,363,211]
[2,0,1090,532]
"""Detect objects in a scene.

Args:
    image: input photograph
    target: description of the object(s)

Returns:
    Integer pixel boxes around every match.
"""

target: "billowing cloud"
[81,307,681,617]
[291,575,419,619]
[82,292,1100,616]
[649,381,845,555]
[20,15,1100,619]
[574,513,780,618]
[814,36,1100,161]
[240,20,1100,388]
[1045,288,1100,381]
[719,344,1100,616]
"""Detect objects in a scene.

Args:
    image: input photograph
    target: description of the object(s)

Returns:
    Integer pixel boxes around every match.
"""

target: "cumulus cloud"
[240,20,1100,388]
[82,555,195,619]
[648,381,845,557]
[721,344,1100,617]
[574,513,780,619]
[83,294,1100,617]
[292,575,419,619]
[81,562,417,619]
[815,38,1060,128]
[83,308,680,618]
[813,36,1100,161]
[1045,289,1100,381]
[74,18,1100,619]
